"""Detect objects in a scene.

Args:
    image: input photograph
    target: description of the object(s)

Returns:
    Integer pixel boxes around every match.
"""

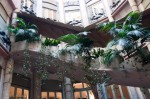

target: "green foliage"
[8,18,40,42]
[42,37,60,46]
[98,12,150,65]
[58,33,93,47]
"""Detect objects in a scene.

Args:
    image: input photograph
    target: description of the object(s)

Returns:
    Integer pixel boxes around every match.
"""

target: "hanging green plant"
[98,12,150,65]
[42,37,60,46]
[8,18,40,42]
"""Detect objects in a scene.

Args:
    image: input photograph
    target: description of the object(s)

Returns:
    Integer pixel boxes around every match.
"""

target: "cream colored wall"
[142,0,150,9]
[113,2,132,20]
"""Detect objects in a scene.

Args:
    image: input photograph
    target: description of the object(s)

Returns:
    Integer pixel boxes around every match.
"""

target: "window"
[41,92,47,99]
[87,1,105,23]
[41,92,62,99]
[21,0,33,10]
[42,8,57,20]
[9,86,29,99]
[73,83,94,99]
[65,11,82,26]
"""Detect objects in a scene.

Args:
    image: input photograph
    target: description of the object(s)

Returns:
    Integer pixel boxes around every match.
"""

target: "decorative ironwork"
[0,31,11,52]
[21,0,36,15]
[89,9,106,23]
[67,19,82,26]
[110,0,121,9]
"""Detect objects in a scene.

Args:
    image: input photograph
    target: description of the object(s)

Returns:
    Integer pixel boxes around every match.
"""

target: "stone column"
[101,83,108,99]
[0,69,4,99]
[128,0,139,12]
[2,58,14,99]
[57,0,65,23]
[127,86,139,99]
[118,85,125,99]
[34,0,43,17]
[79,0,90,27]
[136,88,145,99]
[102,0,114,22]
[96,83,103,99]
[64,77,74,99]
[111,85,117,99]
[30,72,41,99]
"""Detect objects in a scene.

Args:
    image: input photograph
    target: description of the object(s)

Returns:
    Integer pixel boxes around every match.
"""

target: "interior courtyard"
[0,0,150,99]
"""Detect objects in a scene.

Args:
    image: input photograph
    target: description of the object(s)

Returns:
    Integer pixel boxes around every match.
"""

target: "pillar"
[2,58,14,99]
[136,88,145,99]
[128,0,139,12]
[96,83,103,99]
[30,71,41,99]
[101,83,108,99]
[34,0,43,17]
[102,0,114,22]
[79,0,90,27]
[127,86,139,99]
[57,0,65,23]
[64,77,74,99]
[111,85,117,99]
[118,85,125,99]
[0,68,4,99]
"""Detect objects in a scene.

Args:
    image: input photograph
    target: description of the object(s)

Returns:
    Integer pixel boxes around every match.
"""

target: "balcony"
[67,20,83,27]
[89,12,106,24]
[20,0,35,15]
[0,31,11,52]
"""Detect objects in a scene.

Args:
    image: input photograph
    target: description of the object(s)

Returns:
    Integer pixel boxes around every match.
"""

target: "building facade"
[0,0,150,99]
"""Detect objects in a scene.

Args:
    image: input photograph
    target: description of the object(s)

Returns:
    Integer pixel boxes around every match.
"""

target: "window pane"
[16,88,22,99]
[49,92,55,99]
[83,83,89,88]
[56,92,62,99]
[81,91,88,99]
[24,89,29,99]
[41,92,47,99]
[10,87,15,99]
[74,92,80,99]
[73,83,83,89]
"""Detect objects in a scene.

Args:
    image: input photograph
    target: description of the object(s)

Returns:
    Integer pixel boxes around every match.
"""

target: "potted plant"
[98,12,150,68]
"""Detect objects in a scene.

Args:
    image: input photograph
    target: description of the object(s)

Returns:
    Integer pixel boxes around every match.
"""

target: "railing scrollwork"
[21,0,36,15]
[0,31,11,52]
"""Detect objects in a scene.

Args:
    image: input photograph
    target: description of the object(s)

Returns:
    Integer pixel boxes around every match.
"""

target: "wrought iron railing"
[89,10,106,23]
[67,20,82,26]
[0,31,11,52]
[21,0,36,15]
[110,0,122,11]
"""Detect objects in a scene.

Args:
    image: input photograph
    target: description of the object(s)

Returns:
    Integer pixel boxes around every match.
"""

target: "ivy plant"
[8,18,40,42]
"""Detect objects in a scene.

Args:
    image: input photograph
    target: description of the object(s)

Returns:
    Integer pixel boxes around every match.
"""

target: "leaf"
[57,34,79,45]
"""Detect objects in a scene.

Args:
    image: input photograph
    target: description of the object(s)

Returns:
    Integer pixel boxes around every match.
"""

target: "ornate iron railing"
[110,0,122,11]
[0,31,11,52]
[89,9,106,23]
[67,19,82,26]
[21,0,36,15]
